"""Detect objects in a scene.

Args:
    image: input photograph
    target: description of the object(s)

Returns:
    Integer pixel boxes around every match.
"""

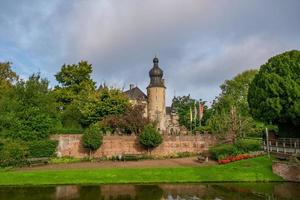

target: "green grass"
[0,156,282,186]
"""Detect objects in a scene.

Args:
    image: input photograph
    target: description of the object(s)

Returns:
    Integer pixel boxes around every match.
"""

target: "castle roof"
[148,57,165,88]
[124,86,147,101]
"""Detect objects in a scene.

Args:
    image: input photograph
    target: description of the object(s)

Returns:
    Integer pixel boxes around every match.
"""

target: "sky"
[0,0,300,105]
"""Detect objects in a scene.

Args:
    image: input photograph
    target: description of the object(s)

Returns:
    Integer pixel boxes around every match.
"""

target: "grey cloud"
[0,0,300,105]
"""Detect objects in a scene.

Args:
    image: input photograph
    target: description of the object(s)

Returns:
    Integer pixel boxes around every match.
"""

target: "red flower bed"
[218,154,256,164]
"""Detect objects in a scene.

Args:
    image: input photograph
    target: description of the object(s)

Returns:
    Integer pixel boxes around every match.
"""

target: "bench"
[119,154,143,161]
[27,157,50,167]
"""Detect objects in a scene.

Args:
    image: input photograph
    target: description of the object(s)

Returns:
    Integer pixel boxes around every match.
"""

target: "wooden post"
[276,141,278,152]
[266,127,270,158]
[283,142,286,154]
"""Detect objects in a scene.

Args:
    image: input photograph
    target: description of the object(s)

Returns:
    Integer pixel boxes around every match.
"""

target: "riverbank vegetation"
[0,156,282,185]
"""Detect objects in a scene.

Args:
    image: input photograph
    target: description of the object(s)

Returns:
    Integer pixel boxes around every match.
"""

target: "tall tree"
[81,87,129,126]
[0,74,57,141]
[209,69,258,138]
[0,62,18,93]
[53,61,97,128]
[248,50,300,137]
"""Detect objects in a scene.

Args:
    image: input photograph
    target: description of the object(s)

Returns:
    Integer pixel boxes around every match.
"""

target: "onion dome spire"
[148,56,165,88]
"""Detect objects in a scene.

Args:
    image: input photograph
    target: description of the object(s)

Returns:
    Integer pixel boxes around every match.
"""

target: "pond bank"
[0,156,282,186]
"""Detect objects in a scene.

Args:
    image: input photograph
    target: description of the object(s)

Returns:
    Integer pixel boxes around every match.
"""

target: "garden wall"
[51,134,217,158]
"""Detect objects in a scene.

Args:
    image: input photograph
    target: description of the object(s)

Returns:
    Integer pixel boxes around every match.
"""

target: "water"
[0,183,299,200]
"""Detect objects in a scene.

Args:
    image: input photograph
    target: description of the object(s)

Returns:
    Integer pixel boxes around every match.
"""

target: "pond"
[0,182,299,200]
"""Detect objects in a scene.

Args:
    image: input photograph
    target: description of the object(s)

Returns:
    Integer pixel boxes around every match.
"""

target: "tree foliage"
[53,61,97,128]
[172,95,210,130]
[53,61,129,128]
[0,74,57,141]
[0,62,18,92]
[82,124,103,157]
[139,125,162,152]
[55,61,96,94]
[100,104,149,134]
[0,138,28,167]
[248,50,300,137]
[81,88,129,126]
[209,69,259,138]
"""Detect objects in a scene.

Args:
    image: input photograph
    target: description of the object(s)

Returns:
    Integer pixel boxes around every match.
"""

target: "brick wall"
[51,134,217,158]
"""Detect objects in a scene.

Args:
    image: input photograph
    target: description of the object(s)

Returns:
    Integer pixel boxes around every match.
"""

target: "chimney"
[130,84,135,90]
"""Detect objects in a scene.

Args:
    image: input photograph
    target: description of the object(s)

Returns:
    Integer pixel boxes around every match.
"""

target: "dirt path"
[17,157,216,171]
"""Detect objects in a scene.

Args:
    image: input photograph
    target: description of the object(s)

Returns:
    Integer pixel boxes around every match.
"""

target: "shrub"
[82,124,103,158]
[194,125,212,134]
[0,139,28,167]
[139,125,163,153]
[27,140,58,158]
[209,139,262,160]
[209,144,237,160]
[235,139,261,152]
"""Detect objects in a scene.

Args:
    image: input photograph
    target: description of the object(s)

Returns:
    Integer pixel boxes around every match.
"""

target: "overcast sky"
[1,0,300,105]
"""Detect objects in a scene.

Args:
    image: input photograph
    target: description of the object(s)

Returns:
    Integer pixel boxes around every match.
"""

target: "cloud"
[0,0,300,105]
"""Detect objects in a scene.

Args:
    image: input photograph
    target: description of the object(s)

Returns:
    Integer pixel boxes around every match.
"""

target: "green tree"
[81,87,129,126]
[0,74,57,141]
[0,62,18,108]
[55,61,96,95]
[209,69,259,139]
[248,50,300,137]
[100,104,149,134]
[0,62,18,92]
[53,61,97,128]
[139,125,162,153]
[82,124,103,158]
[172,95,210,130]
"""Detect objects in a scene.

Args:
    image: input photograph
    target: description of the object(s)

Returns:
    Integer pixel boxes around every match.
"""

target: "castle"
[124,57,185,134]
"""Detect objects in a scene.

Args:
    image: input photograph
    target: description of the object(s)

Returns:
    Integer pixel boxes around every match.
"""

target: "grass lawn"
[0,156,282,185]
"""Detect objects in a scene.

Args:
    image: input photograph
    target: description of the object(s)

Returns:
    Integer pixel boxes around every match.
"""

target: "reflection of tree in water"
[79,186,101,200]
[108,195,132,200]
[0,186,56,200]
[1,183,300,200]
[135,185,163,200]
[204,184,278,200]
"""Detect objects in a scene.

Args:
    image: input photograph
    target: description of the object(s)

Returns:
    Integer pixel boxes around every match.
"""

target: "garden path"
[17,157,217,171]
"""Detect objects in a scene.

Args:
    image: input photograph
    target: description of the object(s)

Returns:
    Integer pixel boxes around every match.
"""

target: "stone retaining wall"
[51,134,217,158]
[272,161,300,182]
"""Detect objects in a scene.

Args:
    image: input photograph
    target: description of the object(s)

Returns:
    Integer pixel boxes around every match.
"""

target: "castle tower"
[147,57,166,132]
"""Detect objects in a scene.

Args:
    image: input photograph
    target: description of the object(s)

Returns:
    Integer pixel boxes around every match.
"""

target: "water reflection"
[0,183,299,200]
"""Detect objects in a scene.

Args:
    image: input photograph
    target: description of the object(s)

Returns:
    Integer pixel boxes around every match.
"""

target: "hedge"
[209,139,262,160]
[27,140,58,158]
[0,139,28,167]
[234,139,261,152]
